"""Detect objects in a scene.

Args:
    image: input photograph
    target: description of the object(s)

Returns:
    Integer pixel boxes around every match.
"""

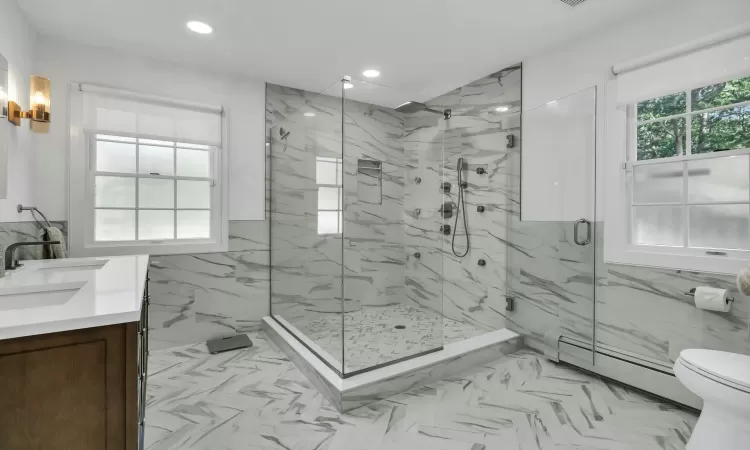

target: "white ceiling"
[19,0,674,106]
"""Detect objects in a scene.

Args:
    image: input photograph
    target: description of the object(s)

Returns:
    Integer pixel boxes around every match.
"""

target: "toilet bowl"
[674,349,750,450]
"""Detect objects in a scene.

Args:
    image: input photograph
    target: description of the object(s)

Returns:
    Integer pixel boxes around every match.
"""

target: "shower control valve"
[441,181,452,194]
[414,208,421,217]
[440,225,451,235]
[414,252,421,259]
[477,205,485,213]
[415,177,422,184]
[478,259,486,266]
[476,167,486,175]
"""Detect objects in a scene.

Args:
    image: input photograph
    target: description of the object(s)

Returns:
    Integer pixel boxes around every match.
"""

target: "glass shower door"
[507,87,598,364]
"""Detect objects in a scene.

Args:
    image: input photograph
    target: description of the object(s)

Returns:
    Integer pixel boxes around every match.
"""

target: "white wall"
[522,0,750,221]
[32,37,266,221]
[0,0,37,222]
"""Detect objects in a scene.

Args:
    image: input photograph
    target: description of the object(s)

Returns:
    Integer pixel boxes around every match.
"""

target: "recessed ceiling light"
[547,100,557,105]
[187,21,213,34]
[495,106,509,112]
[362,69,380,78]
[344,82,354,89]
[304,112,316,117]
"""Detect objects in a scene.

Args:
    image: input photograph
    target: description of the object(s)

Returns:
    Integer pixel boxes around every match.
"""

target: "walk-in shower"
[265,66,524,409]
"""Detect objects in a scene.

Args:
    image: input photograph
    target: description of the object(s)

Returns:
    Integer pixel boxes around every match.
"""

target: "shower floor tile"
[287,304,486,374]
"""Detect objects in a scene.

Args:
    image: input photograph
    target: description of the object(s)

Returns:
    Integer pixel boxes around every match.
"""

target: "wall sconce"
[8,75,51,133]
[0,53,8,119]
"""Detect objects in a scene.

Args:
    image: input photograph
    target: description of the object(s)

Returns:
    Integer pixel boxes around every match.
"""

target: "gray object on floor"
[206,334,253,354]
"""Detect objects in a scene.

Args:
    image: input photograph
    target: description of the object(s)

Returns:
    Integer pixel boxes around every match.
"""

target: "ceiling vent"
[559,0,587,6]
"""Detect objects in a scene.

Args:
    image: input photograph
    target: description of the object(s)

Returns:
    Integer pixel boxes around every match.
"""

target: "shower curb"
[262,316,522,412]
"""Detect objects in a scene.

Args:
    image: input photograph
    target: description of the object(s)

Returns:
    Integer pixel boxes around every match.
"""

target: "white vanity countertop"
[0,255,149,340]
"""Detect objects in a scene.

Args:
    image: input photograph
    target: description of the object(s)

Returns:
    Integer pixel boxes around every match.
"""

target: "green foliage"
[637,76,750,160]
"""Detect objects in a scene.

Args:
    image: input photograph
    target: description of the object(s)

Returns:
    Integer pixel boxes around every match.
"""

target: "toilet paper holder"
[684,287,735,304]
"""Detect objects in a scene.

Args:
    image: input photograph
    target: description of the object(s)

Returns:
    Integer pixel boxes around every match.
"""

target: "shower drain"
[394,325,406,330]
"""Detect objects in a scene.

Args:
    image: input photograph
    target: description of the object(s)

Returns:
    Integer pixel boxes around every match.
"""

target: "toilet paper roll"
[694,286,731,312]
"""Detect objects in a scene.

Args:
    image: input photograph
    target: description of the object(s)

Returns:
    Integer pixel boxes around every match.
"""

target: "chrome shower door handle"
[574,218,592,246]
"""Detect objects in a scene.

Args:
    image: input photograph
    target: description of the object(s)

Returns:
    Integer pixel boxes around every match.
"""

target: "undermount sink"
[34,259,109,272]
[0,282,85,310]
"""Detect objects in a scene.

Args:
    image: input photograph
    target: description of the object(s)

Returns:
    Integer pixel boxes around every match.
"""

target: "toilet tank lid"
[680,349,750,389]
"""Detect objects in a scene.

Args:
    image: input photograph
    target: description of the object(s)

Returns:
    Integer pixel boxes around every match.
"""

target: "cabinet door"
[0,324,138,450]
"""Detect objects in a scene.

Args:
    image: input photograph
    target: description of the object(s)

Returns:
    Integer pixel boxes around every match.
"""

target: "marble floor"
[282,304,486,373]
[145,331,698,450]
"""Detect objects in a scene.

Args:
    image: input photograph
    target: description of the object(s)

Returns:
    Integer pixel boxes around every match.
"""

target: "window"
[617,75,750,272]
[92,134,215,242]
[68,83,226,257]
[316,157,343,234]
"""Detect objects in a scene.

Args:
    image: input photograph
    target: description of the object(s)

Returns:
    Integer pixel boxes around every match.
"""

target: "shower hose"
[452,157,470,257]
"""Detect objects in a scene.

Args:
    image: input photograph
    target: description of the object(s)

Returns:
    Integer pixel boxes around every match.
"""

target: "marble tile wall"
[147,220,270,350]
[504,116,750,370]
[0,220,69,261]
[404,65,522,333]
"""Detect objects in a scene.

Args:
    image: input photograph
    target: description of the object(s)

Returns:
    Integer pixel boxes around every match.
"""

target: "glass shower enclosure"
[268,78,446,377]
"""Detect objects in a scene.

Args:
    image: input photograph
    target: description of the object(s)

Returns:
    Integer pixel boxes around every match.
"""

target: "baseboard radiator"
[527,334,702,410]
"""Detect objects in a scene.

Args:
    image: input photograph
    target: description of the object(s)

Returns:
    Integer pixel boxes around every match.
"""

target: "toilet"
[674,349,750,450]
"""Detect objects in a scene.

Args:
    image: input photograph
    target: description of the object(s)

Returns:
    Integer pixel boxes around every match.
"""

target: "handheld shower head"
[395,101,451,119]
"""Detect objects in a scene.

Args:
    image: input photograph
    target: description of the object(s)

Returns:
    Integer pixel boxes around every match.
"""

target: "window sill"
[605,245,748,276]
[71,239,228,257]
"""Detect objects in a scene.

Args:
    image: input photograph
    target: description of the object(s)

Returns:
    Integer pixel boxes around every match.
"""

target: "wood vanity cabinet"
[0,280,149,450]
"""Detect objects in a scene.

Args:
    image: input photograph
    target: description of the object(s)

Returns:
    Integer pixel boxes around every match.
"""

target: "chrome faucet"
[4,241,61,271]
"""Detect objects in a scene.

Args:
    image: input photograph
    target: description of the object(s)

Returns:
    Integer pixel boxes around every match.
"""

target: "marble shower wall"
[404,65,522,332]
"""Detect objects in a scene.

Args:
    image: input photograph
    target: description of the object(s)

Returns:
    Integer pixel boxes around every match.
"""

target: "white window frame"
[68,84,229,257]
[606,75,750,274]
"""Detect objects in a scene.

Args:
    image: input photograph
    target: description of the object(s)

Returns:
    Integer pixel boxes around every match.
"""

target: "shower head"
[395,101,452,119]
[279,127,291,140]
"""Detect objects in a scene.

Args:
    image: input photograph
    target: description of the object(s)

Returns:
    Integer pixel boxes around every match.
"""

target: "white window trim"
[68,83,229,257]
[604,76,750,275]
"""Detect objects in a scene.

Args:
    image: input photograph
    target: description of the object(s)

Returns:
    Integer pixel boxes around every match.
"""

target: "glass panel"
[633,206,684,246]
[139,210,174,240]
[509,85,596,365]
[637,117,686,160]
[632,162,683,204]
[177,180,210,208]
[687,156,749,203]
[177,210,210,239]
[95,176,135,208]
[692,76,750,111]
[317,211,340,234]
[176,148,210,177]
[318,186,339,210]
[139,178,174,208]
[95,209,135,241]
[139,145,174,175]
[96,141,136,173]
[269,80,346,374]
[691,105,750,154]
[690,205,750,250]
[342,78,450,374]
[637,91,686,121]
